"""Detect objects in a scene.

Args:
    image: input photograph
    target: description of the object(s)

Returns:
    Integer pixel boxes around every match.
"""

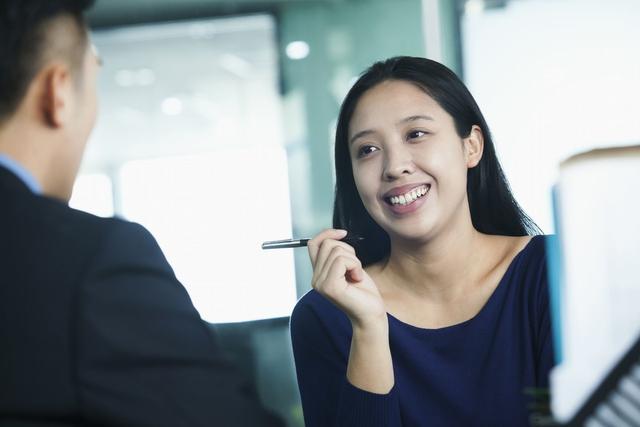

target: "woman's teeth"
[388,185,429,206]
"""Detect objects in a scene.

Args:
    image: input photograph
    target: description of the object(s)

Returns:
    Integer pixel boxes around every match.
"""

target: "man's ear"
[464,125,484,168]
[40,63,73,128]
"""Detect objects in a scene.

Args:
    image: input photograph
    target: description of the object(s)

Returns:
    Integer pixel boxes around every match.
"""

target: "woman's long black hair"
[333,56,540,266]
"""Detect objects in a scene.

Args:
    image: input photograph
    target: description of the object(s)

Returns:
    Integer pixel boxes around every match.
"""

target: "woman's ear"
[464,125,484,168]
[39,62,73,128]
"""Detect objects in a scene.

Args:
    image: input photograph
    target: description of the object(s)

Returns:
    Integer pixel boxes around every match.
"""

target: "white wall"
[462,0,640,233]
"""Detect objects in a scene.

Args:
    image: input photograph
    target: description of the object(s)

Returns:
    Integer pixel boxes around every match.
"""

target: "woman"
[290,56,554,426]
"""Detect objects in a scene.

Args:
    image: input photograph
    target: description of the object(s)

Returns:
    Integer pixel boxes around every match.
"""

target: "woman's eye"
[357,145,379,158]
[407,130,428,140]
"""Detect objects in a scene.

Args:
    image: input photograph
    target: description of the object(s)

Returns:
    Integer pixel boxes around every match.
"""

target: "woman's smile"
[382,183,431,216]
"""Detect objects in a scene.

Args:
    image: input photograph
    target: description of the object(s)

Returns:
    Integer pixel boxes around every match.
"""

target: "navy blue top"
[290,235,554,427]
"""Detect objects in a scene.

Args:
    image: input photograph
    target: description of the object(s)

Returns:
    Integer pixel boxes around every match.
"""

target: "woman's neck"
[377,218,498,304]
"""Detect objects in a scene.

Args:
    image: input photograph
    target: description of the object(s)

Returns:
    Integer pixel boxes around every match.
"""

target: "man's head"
[0,0,98,201]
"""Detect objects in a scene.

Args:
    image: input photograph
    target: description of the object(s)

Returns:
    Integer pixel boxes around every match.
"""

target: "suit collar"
[0,163,32,194]
[0,155,41,194]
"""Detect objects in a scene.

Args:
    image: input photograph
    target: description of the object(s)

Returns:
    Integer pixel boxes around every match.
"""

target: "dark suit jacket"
[0,165,283,427]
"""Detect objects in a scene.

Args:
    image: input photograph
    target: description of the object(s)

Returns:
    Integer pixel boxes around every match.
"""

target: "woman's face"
[348,79,483,244]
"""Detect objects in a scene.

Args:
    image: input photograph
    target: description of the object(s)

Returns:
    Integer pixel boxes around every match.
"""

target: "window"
[73,15,296,322]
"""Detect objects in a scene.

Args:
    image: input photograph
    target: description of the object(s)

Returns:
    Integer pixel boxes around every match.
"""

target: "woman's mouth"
[384,184,430,207]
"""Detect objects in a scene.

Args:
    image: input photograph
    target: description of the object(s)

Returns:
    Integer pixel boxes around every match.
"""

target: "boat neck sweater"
[290,235,554,427]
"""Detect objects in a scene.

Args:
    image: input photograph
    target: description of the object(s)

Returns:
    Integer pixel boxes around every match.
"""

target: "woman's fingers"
[314,239,355,279]
[319,253,364,299]
[308,233,385,325]
[314,247,363,296]
[346,263,364,283]
[307,228,348,268]
[308,229,374,322]
[316,244,360,286]
[327,253,364,285]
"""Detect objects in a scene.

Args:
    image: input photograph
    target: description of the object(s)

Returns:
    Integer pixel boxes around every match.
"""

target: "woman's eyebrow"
[349,115,435,145]
[349,129,376,146]
[398,114,434,124]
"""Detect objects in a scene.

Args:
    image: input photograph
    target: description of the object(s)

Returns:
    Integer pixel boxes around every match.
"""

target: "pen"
[261,236,364,250]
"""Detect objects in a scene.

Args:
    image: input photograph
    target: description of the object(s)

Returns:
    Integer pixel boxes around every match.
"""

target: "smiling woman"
[335,58,540,266]
[347,79,487,252]
[290,57,554,427]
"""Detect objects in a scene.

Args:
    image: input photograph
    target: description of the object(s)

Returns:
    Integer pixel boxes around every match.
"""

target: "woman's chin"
[385,224,437,247]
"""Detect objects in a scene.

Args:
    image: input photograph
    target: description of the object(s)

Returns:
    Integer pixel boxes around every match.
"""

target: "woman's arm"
[308,228,394,394]
[348,315,394,394]
[291,294,400,427]
[291,229,400,427]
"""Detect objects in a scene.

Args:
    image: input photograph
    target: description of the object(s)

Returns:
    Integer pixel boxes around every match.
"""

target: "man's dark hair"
[333,56,541,266]
[0,0,95,122]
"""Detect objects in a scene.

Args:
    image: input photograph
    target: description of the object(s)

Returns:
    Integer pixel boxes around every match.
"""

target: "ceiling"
[88,0,340,28]
[84,14,282,169]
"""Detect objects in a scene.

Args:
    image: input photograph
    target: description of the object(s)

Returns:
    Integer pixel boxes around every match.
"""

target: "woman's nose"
[383,143,415,181]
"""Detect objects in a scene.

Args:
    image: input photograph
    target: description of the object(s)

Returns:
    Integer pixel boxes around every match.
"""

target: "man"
[0,1,283,426]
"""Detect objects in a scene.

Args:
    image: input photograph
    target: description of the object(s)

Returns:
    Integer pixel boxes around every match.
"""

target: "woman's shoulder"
[511,234,549,266]
[492,234,549,266]
[498,234,552,307]
[290,290,353,357]
[291,290,351,331]
[292,289,332,314]
[479,234,549,299]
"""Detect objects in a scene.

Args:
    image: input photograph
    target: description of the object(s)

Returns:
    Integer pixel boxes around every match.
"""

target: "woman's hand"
[308,229,387,328]
[308,229,394,393]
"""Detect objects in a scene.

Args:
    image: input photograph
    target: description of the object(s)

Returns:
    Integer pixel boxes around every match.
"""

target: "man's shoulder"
[3,187,159,262]
[3,185,119,228]
[58,206,168,272]
[34,190,148,233]
[60,199,155,247]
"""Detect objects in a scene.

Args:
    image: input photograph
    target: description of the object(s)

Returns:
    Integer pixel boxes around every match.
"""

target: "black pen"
[261,236,363,250]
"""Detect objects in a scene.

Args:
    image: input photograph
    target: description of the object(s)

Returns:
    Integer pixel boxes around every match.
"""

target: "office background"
[71,1,640,425]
